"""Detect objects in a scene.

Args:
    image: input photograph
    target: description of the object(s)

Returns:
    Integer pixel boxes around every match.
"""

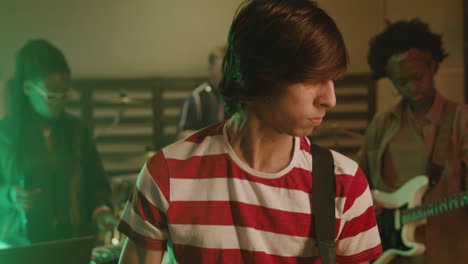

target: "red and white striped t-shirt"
[118,122,382,264]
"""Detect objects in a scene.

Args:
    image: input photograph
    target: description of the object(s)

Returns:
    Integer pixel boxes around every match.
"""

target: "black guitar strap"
[310,143,336,264]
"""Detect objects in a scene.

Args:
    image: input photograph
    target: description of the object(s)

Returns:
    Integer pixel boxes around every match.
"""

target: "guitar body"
[371,175,429,264]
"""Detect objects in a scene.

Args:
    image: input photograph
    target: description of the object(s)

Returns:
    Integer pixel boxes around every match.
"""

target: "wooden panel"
[69,77,203,177]
[69,75,374,176]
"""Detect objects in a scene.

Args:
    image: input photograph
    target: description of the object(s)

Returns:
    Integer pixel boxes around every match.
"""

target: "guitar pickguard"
[371,176,468,263]
[376,206,411,252]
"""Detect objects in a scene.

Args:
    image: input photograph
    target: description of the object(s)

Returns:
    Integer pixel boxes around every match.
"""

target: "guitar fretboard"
[401,191,468,224]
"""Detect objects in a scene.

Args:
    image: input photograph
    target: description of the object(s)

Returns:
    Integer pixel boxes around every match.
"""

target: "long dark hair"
[220,0,348,115]
[10,39,70,120]
[7,39,71,184]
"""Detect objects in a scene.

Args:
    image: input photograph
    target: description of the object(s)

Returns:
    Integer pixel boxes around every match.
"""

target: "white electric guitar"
[371,175,468,264]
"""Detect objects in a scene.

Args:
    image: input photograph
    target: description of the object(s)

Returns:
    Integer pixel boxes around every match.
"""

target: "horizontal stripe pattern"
[130,189,166,229]
[339,206,377,240]
[342,168,370,215]
[118,220,166,251]
[330,150,359,176]
[167,200,342,238]
[118,123,382,263]
[164,152,357,197]
[164,134,226,161]
[119,203,168,242]
[164,133,358,178]
[342,184,373,221]
[171,244,320,264]
[170,224,319,257]
[166,155,312,190]
[144,152,170,206]
[170,177,344,216]
[337,226,381,257]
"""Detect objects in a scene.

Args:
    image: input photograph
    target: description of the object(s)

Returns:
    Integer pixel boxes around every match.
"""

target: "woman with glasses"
[0,39,116,247]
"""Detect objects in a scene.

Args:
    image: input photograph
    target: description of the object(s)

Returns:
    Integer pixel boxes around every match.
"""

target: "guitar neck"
[401,191,468,225]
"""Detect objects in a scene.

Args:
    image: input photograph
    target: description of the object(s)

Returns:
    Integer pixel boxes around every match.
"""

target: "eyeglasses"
[30,82,74,101]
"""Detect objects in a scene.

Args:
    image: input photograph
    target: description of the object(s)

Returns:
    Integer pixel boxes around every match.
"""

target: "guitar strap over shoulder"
[427,102,457,187]
[310,143,336,264]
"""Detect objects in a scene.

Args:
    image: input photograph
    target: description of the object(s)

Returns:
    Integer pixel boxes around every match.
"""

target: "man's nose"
[316,80,336,109]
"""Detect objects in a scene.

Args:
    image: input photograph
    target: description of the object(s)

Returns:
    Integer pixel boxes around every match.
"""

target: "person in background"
[118,0,382,263]
[357,19,468,264]
[0,39,117,247]
[175,45,226,140]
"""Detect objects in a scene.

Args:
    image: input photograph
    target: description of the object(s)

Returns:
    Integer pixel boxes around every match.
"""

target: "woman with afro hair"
[357,19,468,264]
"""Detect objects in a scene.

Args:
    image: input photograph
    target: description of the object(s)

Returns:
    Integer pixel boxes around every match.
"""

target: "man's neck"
[408,90,436,120]
[226,112,295,174]
[409,104,430,120]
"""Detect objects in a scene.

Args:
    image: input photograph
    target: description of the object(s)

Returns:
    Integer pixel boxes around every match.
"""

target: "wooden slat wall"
[68,77,203,177]
[68,74,374,177]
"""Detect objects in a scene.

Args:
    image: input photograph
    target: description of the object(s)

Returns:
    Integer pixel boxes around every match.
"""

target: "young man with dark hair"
[358,19,468,264]
[118,1,382,263]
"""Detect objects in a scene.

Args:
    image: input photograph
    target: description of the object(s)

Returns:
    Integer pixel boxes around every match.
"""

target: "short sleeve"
[335,167,383,263]
[118,151,171,251]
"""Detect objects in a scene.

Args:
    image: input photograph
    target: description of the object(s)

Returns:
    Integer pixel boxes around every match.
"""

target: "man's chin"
[306,127,315,137]
[292,127,315,138]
